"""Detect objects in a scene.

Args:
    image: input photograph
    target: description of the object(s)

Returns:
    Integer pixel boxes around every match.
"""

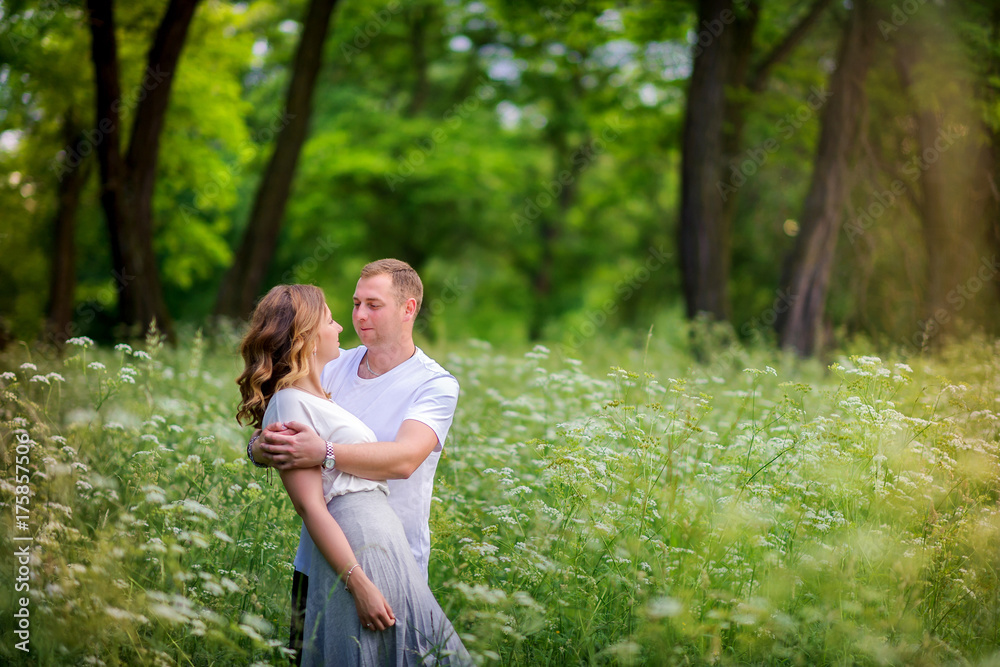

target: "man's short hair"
[360,258,423,314]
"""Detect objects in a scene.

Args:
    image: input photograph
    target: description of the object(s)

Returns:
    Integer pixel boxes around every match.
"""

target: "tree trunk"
[86,0,199,340]
[214,0,341,319]
[776,0,876,355]
[404,3,431,117]
[894,44,956,343]
[45,115,91,346]
[679,0,833,323]
[718,2,759,234]
[679,0,736,321]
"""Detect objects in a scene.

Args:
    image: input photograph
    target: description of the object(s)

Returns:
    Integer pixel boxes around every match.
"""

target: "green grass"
[1,324,998,665]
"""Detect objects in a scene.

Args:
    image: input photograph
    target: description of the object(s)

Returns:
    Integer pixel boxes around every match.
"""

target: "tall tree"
[45,113,91,345]
[893,40,961,344]
[86,0,201,340]
[213,0,341,319]
[776,0,877,354]
[679,0,738,321]
[679,0,833,322]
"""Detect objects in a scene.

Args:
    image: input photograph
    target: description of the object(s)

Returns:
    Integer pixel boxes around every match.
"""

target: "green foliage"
[1,325,998,665]
[1,0,999,349]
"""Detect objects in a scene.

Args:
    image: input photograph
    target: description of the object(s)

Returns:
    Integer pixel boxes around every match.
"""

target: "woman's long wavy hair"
[236,284,327,429]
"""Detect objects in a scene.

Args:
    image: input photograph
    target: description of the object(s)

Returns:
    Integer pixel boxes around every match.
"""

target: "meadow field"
[1,326,998,666]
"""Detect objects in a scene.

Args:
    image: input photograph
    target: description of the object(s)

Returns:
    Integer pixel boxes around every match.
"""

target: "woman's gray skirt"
[301,489,470,666]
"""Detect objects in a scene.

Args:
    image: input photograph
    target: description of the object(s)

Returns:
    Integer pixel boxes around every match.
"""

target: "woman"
[236,284,469,665]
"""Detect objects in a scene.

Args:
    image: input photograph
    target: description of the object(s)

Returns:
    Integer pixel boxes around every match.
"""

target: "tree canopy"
[1,0,998,353]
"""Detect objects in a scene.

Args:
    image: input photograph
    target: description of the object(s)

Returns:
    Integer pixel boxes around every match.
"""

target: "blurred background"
[1,0,998,356]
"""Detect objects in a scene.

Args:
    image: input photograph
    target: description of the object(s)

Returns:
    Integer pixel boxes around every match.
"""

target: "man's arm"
[256,419,438,479]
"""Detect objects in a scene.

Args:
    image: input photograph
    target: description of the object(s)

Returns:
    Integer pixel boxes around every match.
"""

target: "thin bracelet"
[344,563,361,592]
[247,433,267,469]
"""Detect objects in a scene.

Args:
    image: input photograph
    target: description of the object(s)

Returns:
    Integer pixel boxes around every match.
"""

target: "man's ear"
[404,297,418,321]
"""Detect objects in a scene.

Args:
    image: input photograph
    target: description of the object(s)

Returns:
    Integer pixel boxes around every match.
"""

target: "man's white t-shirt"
[291,346,459,579]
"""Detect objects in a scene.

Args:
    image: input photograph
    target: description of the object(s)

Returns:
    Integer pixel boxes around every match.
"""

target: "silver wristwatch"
[322,441,336,470]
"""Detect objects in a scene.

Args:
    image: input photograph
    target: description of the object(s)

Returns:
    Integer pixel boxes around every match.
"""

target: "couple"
[235,259,470,665]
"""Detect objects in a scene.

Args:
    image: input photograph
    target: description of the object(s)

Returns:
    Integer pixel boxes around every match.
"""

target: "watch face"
[323,458,335,470]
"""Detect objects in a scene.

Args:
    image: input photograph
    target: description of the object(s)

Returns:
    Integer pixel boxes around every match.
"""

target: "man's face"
[352,274,407,346]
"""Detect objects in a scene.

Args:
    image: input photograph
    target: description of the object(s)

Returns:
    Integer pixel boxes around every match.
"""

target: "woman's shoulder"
[269,387,307,406]
[263,388,318,422]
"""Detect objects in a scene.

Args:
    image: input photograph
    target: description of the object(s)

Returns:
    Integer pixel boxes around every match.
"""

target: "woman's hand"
[347,567,395,631]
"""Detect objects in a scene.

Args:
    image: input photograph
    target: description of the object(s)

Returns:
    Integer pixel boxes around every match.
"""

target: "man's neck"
[363,339,416,376]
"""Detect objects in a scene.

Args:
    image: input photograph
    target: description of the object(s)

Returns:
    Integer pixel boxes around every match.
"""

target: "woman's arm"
[279,467,395,631]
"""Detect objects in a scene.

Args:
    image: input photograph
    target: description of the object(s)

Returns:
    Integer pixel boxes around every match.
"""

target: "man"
[248,258,460,665]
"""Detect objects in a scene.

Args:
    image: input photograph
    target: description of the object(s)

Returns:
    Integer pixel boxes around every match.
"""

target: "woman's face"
[314,304,344,365]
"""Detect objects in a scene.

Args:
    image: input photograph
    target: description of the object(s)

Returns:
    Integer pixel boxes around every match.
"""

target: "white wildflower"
[20,362,37,372]
[87,362,106,371]
[66,336,95,348]
[46,372,65,382]
[30,375,50,384]
[202,581,224,596]
[114,343,133,353]
[149,604,187,624]
[105,607,136,622]
[1,372,16,381]
[144,486,167,504]
[131,350,152,360]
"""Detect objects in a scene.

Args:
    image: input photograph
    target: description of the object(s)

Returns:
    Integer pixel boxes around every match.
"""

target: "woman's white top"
[262,387,388,502]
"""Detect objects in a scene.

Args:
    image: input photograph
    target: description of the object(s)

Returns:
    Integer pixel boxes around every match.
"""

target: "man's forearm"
[332,442,422,480]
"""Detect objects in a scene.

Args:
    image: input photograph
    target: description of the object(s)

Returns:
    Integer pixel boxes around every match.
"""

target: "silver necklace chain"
[365,347,416,378]
[365,354,382,377]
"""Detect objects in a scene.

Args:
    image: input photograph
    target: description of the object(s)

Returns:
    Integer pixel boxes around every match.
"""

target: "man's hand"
[255,421,326,470]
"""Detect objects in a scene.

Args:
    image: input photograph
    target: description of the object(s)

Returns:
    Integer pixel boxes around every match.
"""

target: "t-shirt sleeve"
[262,391,312,431]
[403,375,459,452]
